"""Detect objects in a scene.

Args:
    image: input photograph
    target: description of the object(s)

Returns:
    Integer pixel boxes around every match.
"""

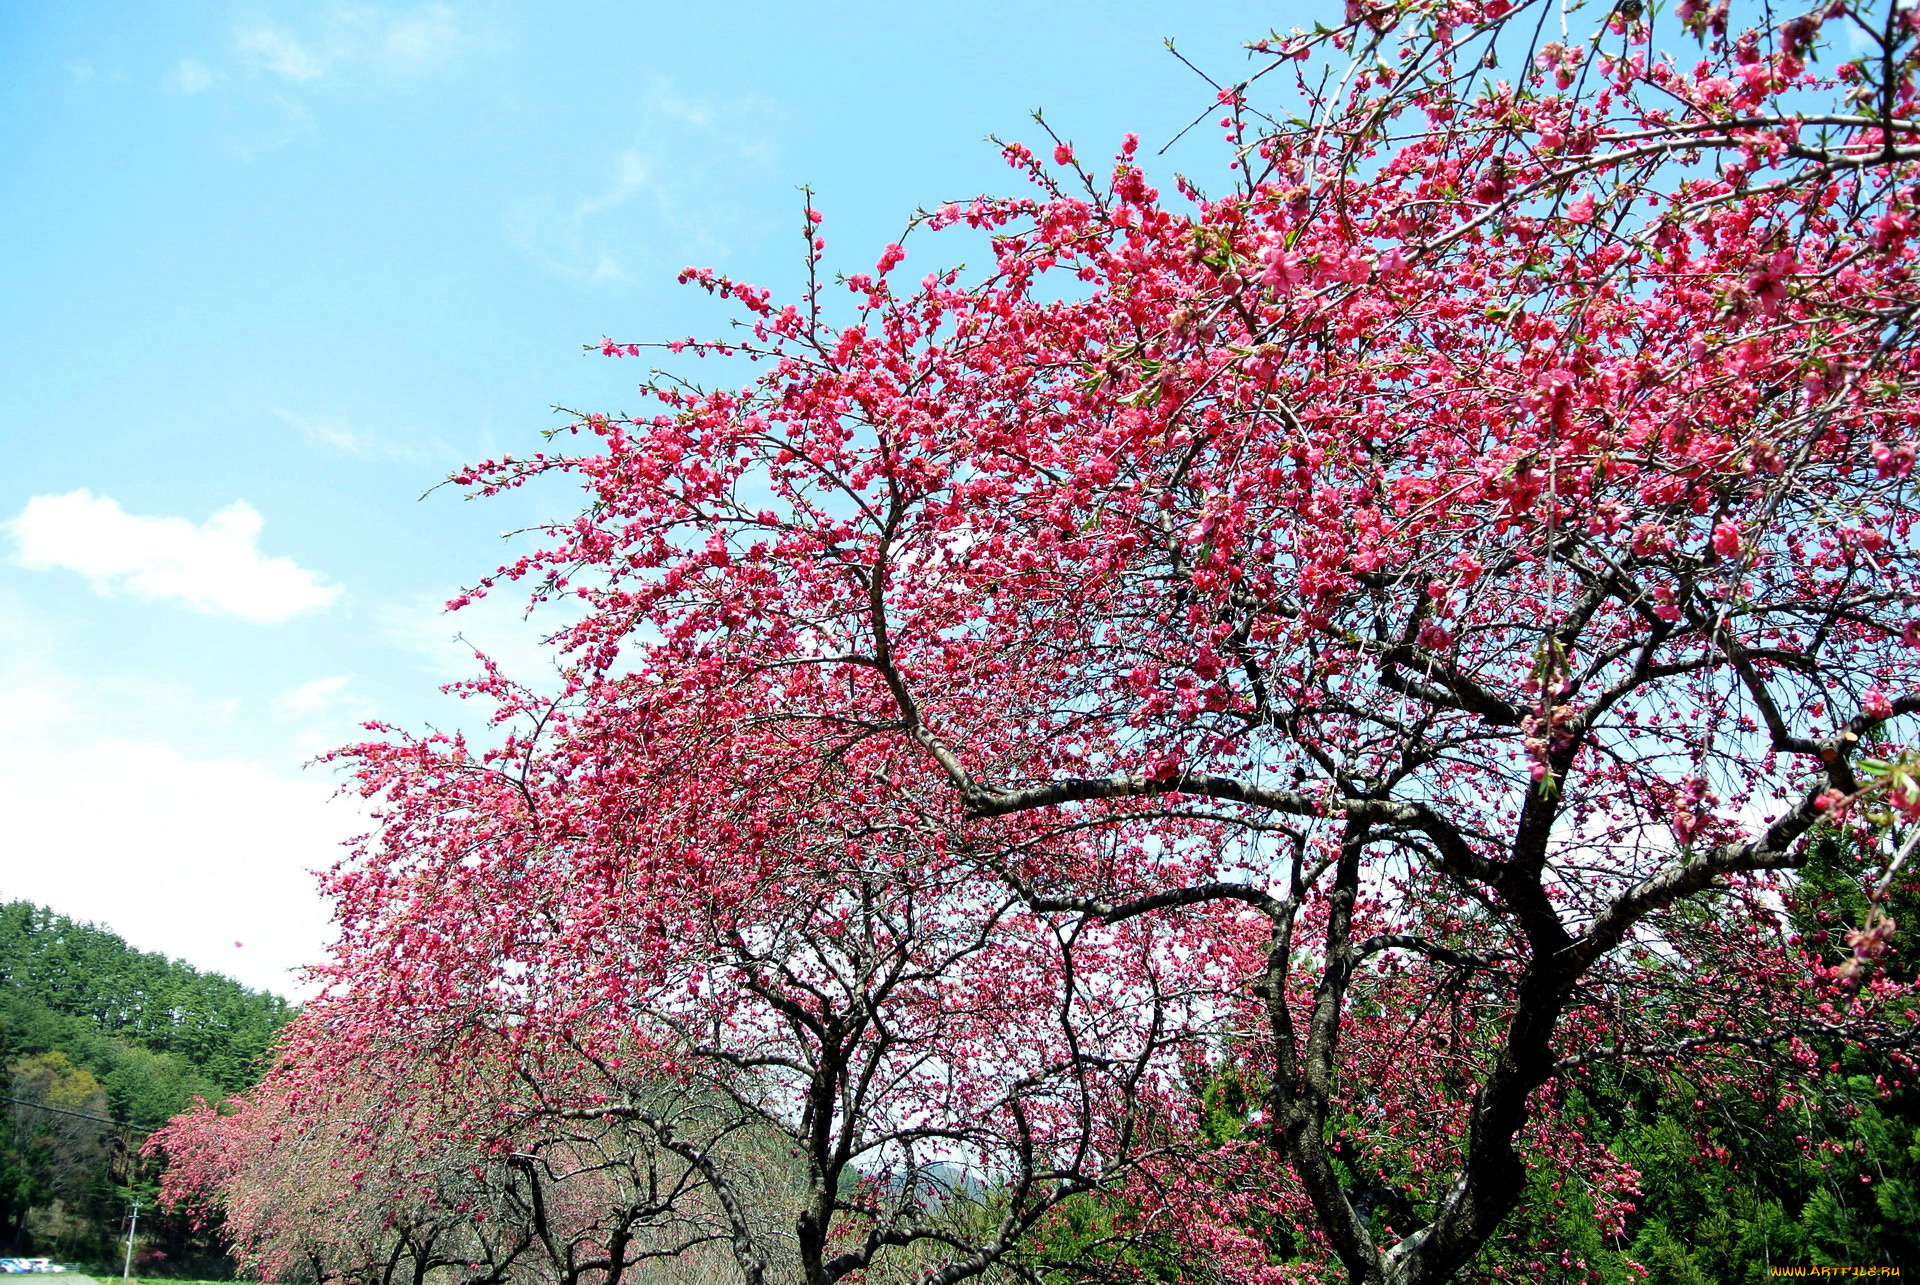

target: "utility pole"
[121,1200,139,1283]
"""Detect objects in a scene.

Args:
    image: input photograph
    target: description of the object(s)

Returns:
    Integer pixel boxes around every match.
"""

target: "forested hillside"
[1,901,291,1274]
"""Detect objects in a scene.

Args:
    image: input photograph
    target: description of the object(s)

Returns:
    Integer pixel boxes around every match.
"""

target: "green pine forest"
[0,901,291,1276]
[0,849,1914,1282]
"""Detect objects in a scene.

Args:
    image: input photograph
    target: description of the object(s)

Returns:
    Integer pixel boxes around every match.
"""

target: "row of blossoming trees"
[154,0,1920,1280]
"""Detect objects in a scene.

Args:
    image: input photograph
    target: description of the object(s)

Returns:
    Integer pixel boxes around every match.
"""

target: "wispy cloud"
[382,5,462,68]
[642,80,783,165]
[8,490,341,624]
[574,150,651,221]
[233,4,465,84]
[234,25,331,81]
[507,86,782,287]
[275,407,448,463]
[271,673,379,751]
[377,588,589,686]
[228,93,318,158]
[272,673,356,718]
[648,89,713,129]
[163,57,216,95]
[168,5,473,153]
[507,150,659,285]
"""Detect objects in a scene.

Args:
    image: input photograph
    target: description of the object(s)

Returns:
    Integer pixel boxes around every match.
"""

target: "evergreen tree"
[0,901,293,1273]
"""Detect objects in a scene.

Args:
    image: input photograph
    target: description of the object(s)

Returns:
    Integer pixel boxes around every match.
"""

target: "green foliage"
[1027,1187,1212,1285]
[1466,837,1920,1283]
[0,901,292,1276]
[1477,1065,1920,1282]
[1076,838,1919,1284]
[0,902,291,1100]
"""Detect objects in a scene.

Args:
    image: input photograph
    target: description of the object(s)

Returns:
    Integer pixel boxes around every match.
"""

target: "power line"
[4,1094,159,1135]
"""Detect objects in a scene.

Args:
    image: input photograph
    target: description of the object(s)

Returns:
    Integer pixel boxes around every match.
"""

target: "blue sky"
[0,0,1290,995]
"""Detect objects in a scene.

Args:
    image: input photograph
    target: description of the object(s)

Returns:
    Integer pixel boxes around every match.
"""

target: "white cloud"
[230,93,318,158]
[584,251,630,284]
[507,149,658,286]
[504,83,783,285]
[280,407,367,453]
[645,80,783,165]
[574,149,651,220]
[164,57,215,95]
[507,116,756,286]
[274,407,446,462]
[506,204,631,285]
[379,588,587,686]
[383,4,461,67]
[272,674,380,755]
[66,61,96,84]
[273,673,356,718]
[0,735,348,997]
[0,603,342,997]
[235,25,332,81]
[648,89,714,129]
[8,490,341,624]
[233,4,465,84]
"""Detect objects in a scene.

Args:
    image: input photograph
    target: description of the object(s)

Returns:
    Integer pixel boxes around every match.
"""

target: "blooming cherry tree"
[171,0,1920,1281]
